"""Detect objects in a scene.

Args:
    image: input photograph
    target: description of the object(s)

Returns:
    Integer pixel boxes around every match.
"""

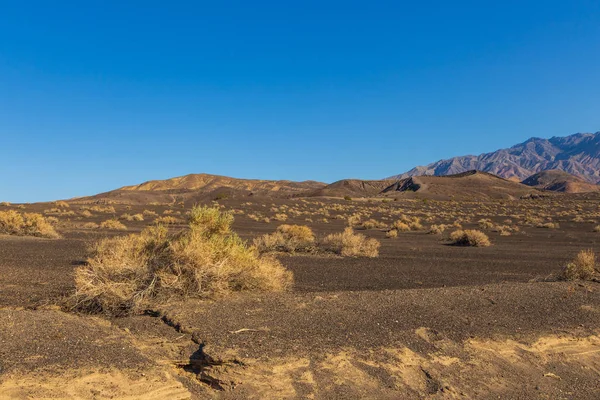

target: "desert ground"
[1,185,600,399]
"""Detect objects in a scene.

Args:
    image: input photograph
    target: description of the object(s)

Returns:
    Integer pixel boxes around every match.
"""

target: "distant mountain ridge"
[389,132,600,183]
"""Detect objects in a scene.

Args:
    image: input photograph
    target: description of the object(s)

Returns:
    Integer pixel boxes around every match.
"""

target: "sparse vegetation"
[562,249,597,281]
[322,227,380,257]
[100,219,127,230]
[254,224,316,253]
[449,229,491,247]
[70,205,293,315]
[0,210,60,238]
[154,216,182,225]
[385,229,398,238]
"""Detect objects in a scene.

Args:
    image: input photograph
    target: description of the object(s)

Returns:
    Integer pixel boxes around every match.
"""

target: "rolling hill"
[521,170,600,193]
[72,173,326,205]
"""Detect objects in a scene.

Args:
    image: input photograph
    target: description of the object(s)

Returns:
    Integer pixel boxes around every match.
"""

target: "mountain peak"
[389,131,600,183]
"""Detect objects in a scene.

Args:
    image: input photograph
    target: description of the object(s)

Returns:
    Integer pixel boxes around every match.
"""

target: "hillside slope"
[521,170,600,193]
[72,173,326,204]
[383,170,538,200]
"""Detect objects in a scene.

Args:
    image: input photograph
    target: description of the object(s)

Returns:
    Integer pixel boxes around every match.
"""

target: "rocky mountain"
[389,132,600,183]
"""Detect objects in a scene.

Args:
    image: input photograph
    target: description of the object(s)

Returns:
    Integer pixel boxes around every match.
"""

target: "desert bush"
[562,249,597,281]
[392,221,410,232]
[120,213,135,221]
[428,224,446,235]
[346,214,362,227]
[408,218,423,231]
[0,210,60,238]
[54,201,70,208]
[70,205,293,315]
[80,210,93,218]
[322,227,380,257]
[360,219,386,230]
[143,209,158,217]
[46,216,59,225]
[385,229,398,238]
[478,219,494,230]
[449,229,491,247]
[154,216,182,225]
[131,213,144,221]
[274,213,288,222]
[90,205,116,214]
[254,224,315,253]
[100,219,127,230]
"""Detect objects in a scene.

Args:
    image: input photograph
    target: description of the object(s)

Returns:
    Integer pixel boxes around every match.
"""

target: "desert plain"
[1,171,600,399]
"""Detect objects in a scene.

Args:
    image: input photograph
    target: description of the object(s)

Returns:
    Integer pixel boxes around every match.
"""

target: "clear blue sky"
[1,1,599,202]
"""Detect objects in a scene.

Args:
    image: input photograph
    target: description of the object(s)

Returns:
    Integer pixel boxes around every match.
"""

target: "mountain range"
[389,131,600,183]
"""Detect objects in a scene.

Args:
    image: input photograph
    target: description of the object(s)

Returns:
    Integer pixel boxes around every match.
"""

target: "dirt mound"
[522,169,600,193]
[383,170,539,200]
[308,179,396,198]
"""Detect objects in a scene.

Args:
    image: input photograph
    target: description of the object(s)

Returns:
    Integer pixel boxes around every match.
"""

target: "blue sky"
[1,1,599,202]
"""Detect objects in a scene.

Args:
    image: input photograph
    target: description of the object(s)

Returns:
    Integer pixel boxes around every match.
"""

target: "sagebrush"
[71,205,293,315]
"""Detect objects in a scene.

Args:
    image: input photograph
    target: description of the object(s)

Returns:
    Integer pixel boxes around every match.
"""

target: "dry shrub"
[80,210,93,218]
[346,214,362,227]
[100,219,127,230]
[449,229,491,247]
[478,219,494,230]
[46,216,59,225]
[408,218,423,231]
[360,219,386,230]
[0,210,60,238]
[428,224,446,235]
[254,224,315,253]
[385,229,398,238]
[54,201,70,208]
[90,205,116,213]
[562,249,597,281]
[154,216,182,225]
[322,227,380,257]
[120,213,135,221]
[70,206,293,315]
[131,213,144,221]
[143,210,158,217]
[392,221,410,232]
[274,213,288,221]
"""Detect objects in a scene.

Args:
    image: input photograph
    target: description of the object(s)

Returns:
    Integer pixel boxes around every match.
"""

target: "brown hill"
[383,170,539,200]
[120,173,324,193]
[308,171,540,201]
[521,170,600,193]
[308,179,396,198]
[73,173,326,205]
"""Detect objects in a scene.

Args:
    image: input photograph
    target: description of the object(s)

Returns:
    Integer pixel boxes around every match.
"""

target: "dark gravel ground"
[1,199,600,399]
